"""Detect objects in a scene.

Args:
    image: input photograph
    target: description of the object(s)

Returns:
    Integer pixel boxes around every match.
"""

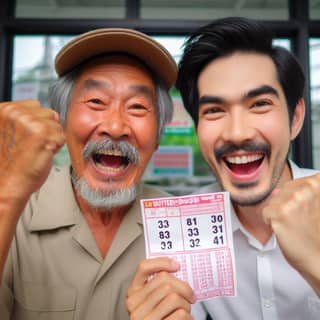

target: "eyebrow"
[83,79,110,91]
[245,85,279,99]
[130,85,155,102]
[199,95,224,105]
[198,84,279,106]
[82,79,154,101]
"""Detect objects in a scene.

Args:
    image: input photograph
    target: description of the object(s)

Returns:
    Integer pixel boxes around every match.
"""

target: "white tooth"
[227,154,263,164]
[99,150,124,157]
[96,163,126,171]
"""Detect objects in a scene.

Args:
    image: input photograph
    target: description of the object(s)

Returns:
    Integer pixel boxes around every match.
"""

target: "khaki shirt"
[0,166,169,320]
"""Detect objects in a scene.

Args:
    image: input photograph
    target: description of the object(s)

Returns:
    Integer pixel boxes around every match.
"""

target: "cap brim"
[55,28,177,89]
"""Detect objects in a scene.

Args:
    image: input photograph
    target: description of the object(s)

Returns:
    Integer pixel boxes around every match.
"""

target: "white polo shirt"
[192,161,320,320]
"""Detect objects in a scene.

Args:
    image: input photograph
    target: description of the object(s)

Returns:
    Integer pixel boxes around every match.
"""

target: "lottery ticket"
[140,192,236,301]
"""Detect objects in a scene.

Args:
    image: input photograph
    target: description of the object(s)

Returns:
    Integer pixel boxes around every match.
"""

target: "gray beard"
[71,170,138,210]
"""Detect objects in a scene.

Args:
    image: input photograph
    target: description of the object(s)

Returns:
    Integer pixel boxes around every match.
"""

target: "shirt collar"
[29,166,80,231]
[231,208,276,250]
[289,159,318,179]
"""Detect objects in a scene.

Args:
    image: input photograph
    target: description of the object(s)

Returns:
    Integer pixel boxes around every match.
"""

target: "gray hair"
[48,60,174,140]
[70,169,138,210]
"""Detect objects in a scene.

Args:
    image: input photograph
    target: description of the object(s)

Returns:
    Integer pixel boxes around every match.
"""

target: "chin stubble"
[71,171,138,210]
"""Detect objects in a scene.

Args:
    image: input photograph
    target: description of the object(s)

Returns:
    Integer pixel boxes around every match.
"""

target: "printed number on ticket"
[141,192,236,301]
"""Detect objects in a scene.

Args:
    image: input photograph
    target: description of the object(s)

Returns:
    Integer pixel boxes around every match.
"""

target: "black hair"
[176,17,305,126]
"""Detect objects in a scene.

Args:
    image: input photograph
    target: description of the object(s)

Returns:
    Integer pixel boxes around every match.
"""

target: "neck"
[235,201,272,245]
[76,193,132,258]
[233,161,293,245]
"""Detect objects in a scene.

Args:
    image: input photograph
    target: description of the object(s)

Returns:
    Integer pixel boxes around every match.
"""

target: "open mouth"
[83,139,139,176]
[224,153,264,176]
[92,150,130,172]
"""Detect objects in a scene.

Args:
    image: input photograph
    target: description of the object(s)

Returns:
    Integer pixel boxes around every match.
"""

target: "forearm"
[299,256,320,296]
[0,193,30,284]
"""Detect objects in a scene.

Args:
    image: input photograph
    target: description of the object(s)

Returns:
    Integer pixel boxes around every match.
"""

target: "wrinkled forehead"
[76,53,155,83]
[69,53,158,107]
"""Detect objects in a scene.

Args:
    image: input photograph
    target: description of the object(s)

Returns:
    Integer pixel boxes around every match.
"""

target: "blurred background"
[0,0,319,194]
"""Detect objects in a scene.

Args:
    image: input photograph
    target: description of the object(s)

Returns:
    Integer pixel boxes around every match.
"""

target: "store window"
[15,0,125,19]
[310,39,320,169]
[15,0,291,20]
[141,0,289,20]
[310,0,320,19]
[13,35,73,166]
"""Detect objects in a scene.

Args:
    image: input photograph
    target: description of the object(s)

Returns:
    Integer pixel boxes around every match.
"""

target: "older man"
[0,28,183,319]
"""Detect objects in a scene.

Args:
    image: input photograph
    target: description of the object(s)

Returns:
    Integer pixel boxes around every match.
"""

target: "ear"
[290,98,305,140]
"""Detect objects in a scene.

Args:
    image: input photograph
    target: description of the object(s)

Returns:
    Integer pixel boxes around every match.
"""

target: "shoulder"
[19,166,74,226]
[139,184,172,198]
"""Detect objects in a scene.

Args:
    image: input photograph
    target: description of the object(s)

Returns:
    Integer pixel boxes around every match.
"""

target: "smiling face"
[197,52,304,207]
[65,55,159,209]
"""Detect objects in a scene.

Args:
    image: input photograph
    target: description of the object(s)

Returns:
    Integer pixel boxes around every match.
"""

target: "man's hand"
[126,257,195,320]
[0,100,65,201]
[263,173,320,294]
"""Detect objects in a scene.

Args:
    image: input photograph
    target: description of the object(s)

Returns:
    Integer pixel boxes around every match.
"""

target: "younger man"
[126,17,320,320]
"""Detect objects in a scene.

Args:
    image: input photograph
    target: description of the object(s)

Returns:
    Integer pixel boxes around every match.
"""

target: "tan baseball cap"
[54,28,177,89]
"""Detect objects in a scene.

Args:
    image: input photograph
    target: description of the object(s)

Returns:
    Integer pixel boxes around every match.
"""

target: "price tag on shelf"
[141,192,236,301]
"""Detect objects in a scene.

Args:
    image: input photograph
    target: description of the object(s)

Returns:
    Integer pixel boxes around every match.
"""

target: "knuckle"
[166,291,181,304]
[281,201,294,215]
[125,296,134,313]
[137,259,149,275]
[159,283,173,295]
[128,311,139,320]
[157,271,170,282]
[181,282,193,294]
[290,190,302,203]
[1,102,19,119]
[306,175,320,191]
[174,308,190,318]
[28,121,48,135]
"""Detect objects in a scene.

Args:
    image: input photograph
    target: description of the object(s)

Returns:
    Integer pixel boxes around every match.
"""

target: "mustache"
[82,139,140,165]
[214,142,271,160]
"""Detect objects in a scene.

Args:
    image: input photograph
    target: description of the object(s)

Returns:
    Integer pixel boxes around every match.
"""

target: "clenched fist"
[263,173,320,294]
[0,100,65,201]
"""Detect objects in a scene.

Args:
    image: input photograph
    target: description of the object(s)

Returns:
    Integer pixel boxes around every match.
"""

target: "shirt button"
[263,299,273,308]
[258,251,265,257]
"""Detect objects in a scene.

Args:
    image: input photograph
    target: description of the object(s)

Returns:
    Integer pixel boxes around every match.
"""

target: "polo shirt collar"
[29,166,82,231]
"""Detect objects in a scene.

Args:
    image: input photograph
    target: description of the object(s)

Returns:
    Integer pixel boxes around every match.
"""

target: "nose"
[97,108,130,139]
[221,108,255,144]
